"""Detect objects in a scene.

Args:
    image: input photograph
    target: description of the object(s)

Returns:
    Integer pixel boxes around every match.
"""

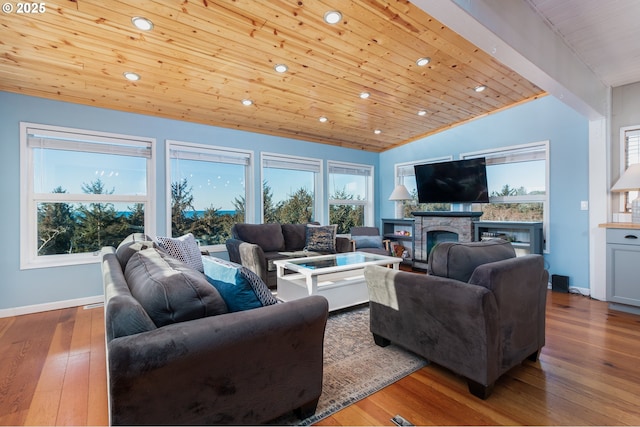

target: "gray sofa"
[102,234,328,425]
[226,222,352,288]
[364,239,548,399]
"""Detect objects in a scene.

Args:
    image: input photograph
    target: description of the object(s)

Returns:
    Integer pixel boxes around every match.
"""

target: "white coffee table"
[274,252,402,311]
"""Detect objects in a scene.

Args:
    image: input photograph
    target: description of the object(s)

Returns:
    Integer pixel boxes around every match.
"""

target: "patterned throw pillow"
[304,224,337,253]
[155,233,204,272]
[202,256,278,312]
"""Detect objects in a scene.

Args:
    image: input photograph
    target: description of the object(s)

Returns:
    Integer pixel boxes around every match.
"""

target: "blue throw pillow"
[202,256,277,312]
[353,235,384,249]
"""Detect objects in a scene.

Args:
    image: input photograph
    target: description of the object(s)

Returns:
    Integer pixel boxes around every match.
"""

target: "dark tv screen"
[414,158,490,204]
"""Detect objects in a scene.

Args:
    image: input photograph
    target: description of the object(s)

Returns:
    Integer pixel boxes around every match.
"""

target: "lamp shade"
[389,184,411,201]
[611,164,640,192]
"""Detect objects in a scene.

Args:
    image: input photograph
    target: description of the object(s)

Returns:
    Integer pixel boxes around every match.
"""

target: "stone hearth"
[412,211,482,270]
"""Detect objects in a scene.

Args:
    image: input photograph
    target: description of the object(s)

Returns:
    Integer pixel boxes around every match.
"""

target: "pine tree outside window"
[167,140,253,250]
[20,122,155,269]
[328,161,374,234]
[261,153,322,224]
[463,141,549,251]
[394,156,453,219]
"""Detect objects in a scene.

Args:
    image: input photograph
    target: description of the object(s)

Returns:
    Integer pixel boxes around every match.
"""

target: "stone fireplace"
[412,211,482,270]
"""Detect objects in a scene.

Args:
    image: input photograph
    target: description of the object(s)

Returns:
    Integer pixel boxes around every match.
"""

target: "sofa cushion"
[115,233,155,270]
[353,235,384,249]
[428,238,516,283]
[233,223,285,252]
[156,233,204,272]
[103,248,157,340]
[304,224,337,253]
[125,248,228,327]
[202,256,278,312]
[281,223,308,251]
[264,251,292,272]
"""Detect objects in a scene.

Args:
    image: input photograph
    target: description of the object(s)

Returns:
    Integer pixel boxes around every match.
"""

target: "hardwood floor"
[0,305,108,426]
[1,291,639,426]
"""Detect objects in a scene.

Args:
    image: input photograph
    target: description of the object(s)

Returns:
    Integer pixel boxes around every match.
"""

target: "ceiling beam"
[412,0,609,119]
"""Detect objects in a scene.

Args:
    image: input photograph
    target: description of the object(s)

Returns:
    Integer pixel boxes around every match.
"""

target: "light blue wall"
[0,92,590,310]
[0,91,378,310]
[379,95,590,289]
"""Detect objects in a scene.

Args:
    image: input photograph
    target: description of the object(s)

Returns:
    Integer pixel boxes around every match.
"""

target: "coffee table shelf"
[274,252,402,311]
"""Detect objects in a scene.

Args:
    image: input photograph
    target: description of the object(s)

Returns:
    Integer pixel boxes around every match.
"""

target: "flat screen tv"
[414,158,490,204]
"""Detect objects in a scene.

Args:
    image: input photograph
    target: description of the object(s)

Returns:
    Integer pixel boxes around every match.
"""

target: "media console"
[474,221,544,256]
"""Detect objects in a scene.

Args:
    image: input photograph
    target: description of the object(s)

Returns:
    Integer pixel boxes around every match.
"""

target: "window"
[328,161,374,233]
[619,126,640,212]
[167,141,253,250]
[394,156,452,218]
[20,122,155,269]
[463,141,549,250]
[261,153,322,224]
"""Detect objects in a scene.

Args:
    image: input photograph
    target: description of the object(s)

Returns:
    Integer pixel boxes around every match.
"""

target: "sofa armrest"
[107,295,329,425]
[336,236,353,253]
[226,238,268,283]
[469,255,548,362]
[364,265,500,385]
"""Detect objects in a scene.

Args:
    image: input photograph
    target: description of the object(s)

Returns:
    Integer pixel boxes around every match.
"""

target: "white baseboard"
[0,295,104,318]
[546,282,591,297]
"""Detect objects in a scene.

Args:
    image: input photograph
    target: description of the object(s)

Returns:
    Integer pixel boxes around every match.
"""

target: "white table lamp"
[611,163,640,223]
[389,184,411,201]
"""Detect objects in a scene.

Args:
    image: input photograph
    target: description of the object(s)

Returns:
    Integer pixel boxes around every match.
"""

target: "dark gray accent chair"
[226,222,352,288]
[349,226,391,256]
[364,239,548,399]
[102,233,329,425]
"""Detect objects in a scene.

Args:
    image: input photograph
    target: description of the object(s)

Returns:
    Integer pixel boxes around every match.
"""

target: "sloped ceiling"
[0,0,546,152]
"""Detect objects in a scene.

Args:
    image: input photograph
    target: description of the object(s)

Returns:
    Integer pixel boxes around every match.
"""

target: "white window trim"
[462,140,550,253]
[166,140,254,252]
[260,152,324,223]
[618,125,640,212]
[20,122,156,269]
[327,160,375,226]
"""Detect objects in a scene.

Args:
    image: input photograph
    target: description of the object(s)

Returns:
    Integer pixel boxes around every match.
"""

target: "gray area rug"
[272,304,428,426]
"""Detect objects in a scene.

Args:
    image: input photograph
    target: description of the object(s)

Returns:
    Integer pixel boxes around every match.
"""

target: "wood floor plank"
[0,310,60,424]
[55,307,93,425]
[22,308,77,426]
[23,333,68,425]
[1,291,640,426]
[0,317,15,341]
[87,307,108,426]
[56,352,90,426]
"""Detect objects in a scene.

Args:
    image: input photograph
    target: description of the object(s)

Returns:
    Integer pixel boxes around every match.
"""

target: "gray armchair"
[350,226,390,256]
[364,239,548,399]
[226,223,352,288]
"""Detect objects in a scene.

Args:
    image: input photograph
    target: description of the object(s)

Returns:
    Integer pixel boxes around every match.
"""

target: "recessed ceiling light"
[324,10,342,24]
[274,64,288,73]
[416,57,431,67]
[319,116,328,123]
[474,85,487,92]
[123,72,140,81]
[131,16,154,31]
[359,91,370,99]
[241,99,253,106]
[374,129,382,135]
[418,110,427,116]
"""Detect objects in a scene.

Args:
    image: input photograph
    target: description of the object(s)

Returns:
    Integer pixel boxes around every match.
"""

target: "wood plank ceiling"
[0,0,545,152]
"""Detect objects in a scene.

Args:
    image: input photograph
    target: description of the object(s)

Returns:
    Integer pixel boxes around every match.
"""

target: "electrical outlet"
[581,201,589,210]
